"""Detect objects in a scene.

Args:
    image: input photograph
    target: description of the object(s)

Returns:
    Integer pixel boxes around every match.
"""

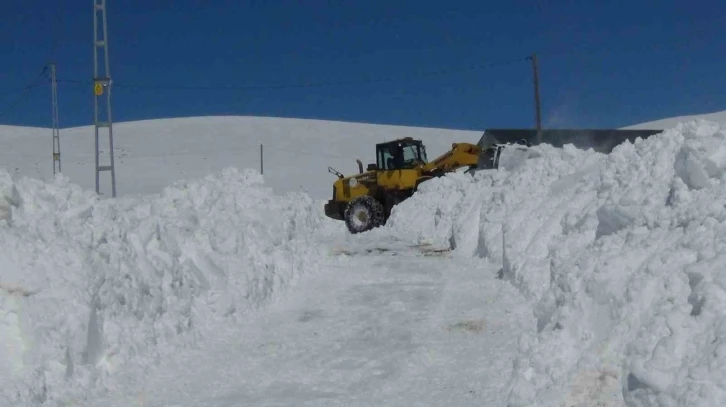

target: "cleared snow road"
[83,237,534,407]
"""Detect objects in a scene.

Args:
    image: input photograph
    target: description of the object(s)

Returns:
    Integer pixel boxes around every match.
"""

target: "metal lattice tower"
[93,0,116,197]
[50,63,61,174]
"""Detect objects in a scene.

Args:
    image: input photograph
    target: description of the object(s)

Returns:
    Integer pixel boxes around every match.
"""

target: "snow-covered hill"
[3,112,726,406]
[623,109,726,130]
[4,111,724,202]
[0,116,479,200]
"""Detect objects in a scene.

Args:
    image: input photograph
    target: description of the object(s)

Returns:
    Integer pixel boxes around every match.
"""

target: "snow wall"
[385,120,726,407]
[0,167,325,406]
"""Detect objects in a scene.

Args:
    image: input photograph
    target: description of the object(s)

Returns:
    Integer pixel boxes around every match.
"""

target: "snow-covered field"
[624,109,726,130]
[2,111,726,406]
[0,116,480,200]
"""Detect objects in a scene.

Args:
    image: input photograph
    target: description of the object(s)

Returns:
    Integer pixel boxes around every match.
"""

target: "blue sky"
[1,0,724,130]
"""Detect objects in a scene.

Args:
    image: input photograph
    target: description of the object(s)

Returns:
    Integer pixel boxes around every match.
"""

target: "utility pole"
[93,0,116,197]
[50,63,61,174]
[528,52,543,144]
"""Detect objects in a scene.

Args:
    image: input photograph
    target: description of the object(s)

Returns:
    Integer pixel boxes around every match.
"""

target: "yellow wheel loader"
[324,134,521,234]
[323,128,665,234]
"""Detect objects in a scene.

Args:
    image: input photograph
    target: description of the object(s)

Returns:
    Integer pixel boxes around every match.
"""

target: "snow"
[623,109,726,130]
[3,113,726,406]
[87,241,535,407]
[379,118,726,406]
[0,167,326,406]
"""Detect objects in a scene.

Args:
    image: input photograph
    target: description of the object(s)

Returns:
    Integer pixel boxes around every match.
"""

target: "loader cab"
[375,138,428,171]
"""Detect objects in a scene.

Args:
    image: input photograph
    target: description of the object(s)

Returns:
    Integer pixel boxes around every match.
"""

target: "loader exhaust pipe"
[356,159,364,174]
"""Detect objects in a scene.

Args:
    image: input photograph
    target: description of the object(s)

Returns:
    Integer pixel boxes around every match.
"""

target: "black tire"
[344,195,385,234]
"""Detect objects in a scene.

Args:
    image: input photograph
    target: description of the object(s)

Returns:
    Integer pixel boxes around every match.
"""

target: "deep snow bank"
[383,120,726,407]
[0,167,325,406]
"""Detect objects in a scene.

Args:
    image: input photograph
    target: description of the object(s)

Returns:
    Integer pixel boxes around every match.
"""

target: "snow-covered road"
[84,237,534,407]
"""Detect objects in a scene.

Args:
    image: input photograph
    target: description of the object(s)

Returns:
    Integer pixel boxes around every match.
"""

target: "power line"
[0,82,45,98]
[1,55,530,125]
[56,57,528,92]
[0,66,49,118]
[0,2,63,117]
[0,1,62,102]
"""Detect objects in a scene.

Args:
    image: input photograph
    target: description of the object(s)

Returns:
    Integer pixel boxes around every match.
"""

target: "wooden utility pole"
[529,53,542,144]
[50,63,61,174]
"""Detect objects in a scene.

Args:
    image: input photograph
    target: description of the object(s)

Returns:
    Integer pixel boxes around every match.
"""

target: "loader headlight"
[348,177,358,187]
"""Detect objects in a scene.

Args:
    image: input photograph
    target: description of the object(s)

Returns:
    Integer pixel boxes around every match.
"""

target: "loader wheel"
[344,195,385,234]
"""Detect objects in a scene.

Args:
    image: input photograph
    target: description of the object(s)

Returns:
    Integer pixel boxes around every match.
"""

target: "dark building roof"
[478,128,664,154]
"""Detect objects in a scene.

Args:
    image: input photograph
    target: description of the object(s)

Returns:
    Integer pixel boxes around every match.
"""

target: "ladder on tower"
[93,0,116,197]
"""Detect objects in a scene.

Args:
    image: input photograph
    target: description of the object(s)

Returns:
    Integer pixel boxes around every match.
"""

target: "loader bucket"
[474,133,533,171]
[495,143,540,171]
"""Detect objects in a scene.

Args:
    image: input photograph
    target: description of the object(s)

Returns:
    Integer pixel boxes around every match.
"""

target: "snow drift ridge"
[384,119,726,407]
[0,167,325,406]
